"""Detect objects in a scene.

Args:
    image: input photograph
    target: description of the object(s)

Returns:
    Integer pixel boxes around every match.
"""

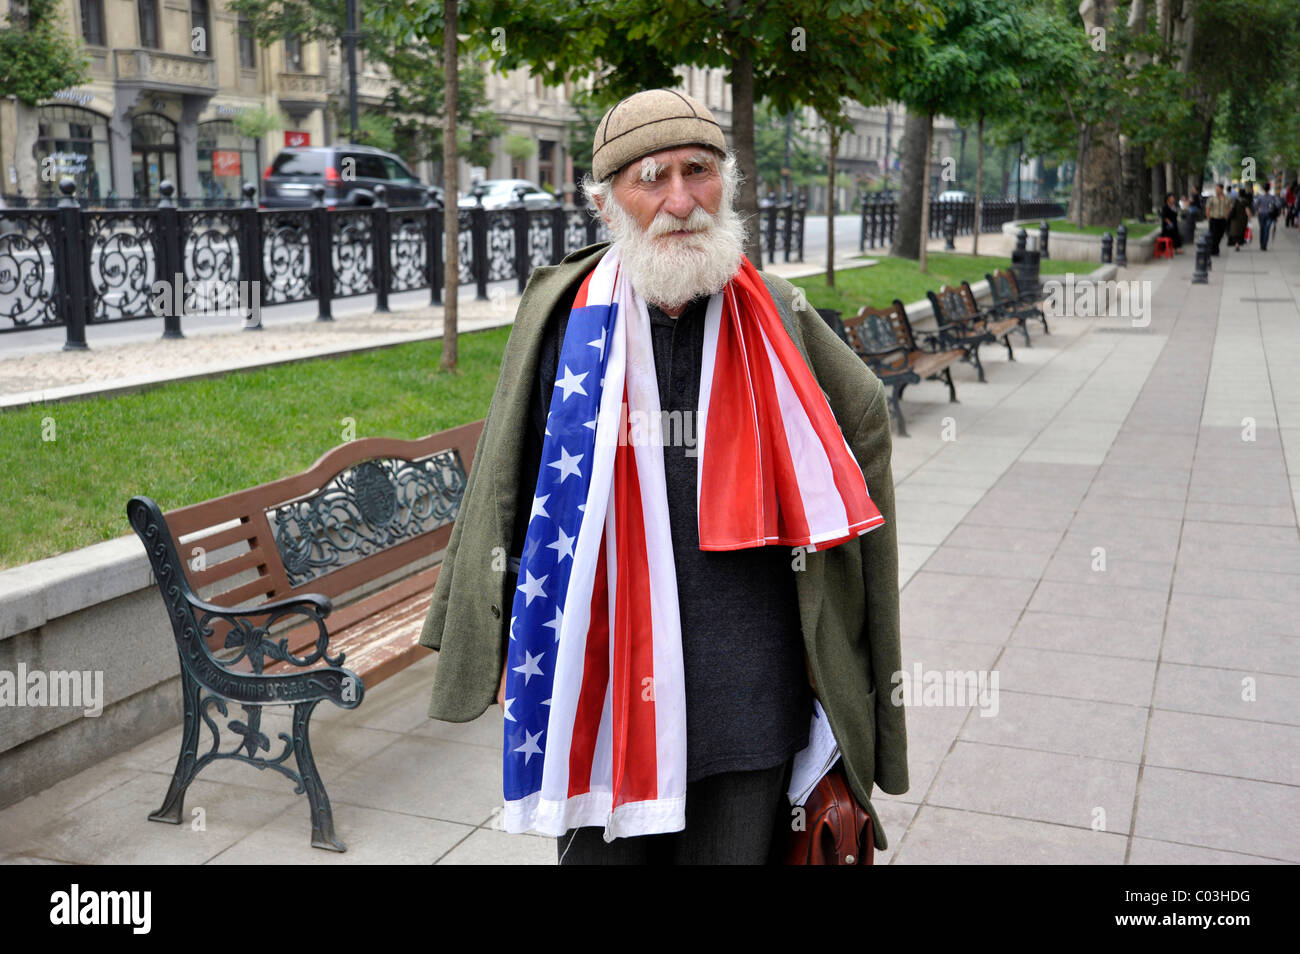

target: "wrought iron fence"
[858,196,1066,251]
[2,179,807,346]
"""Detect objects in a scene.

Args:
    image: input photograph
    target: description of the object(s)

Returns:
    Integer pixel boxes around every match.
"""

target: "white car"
[458,179,558,210]
[936,190,971,202]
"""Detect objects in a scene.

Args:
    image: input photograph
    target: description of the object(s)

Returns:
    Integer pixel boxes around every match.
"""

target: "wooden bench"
[126,422,484,852]
[843,299,963,437]
[985,268,1050,345]
[926,283,1017,382]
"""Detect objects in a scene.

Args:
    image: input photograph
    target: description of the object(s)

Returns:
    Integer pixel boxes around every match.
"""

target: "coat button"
[490,604,501,619]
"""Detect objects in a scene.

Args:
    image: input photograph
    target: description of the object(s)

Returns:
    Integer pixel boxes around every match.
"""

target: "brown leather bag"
[783,762,875,865]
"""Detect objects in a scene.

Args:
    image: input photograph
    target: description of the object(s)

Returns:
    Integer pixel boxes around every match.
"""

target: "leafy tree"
[0,0,89,106]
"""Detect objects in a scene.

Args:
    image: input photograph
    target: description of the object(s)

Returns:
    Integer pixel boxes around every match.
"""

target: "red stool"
[1154,236,1174,259]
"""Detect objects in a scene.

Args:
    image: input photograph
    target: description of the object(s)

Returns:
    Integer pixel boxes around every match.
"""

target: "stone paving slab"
[3,227,1297,864]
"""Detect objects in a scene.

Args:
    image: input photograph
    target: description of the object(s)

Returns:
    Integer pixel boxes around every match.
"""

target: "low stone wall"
[1002,218,1160,264]
[0,530,440,809]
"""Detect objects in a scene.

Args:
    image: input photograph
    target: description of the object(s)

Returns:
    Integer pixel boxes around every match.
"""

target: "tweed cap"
[592,89,727,182]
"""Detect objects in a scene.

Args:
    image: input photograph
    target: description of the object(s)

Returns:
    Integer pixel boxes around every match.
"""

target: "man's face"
[592,146,745,312]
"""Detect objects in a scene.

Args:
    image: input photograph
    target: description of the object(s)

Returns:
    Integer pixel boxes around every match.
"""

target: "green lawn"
[1045,217,1160,238]
[801,252,1092,316]
[0,326,511,570]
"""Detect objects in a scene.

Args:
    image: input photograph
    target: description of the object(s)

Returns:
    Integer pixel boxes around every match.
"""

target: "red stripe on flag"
[610,435,659,808]
[698,295,764,548]
[734,287,811,544]
[567,539,610,799]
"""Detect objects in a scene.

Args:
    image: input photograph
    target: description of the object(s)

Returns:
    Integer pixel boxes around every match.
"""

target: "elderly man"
[418,89,907,865]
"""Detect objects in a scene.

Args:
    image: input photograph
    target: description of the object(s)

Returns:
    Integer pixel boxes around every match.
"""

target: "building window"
[284,35,303,72]
[191,0,211,56]
[36,106,113,199]
[238,14,256,69]
[198,120,258,200]
[81,0,105,46]
[138,0,160,49]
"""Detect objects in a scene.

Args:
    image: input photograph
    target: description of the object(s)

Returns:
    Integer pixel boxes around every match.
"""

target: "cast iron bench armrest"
[186,591,342,672]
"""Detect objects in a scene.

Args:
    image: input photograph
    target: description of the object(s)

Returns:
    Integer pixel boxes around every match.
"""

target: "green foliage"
[0,0,90,106]
[232,104,286,141]
[753,101,823,193]
[503,133,536,161]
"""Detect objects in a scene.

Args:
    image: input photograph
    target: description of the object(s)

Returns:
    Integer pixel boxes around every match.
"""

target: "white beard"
[601,190,747,312]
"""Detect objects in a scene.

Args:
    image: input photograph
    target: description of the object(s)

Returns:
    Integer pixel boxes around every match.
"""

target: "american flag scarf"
[502,245,885,840]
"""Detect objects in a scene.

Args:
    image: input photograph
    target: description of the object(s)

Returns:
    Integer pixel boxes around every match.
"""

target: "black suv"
[261,144,438,209]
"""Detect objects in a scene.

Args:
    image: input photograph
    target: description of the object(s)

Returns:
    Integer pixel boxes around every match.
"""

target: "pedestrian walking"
[1255,182,1283,250]
[1227,186,1251,250]
[417,87,907,865]
[1206,183,1231,255]
[1284,180,1297,228]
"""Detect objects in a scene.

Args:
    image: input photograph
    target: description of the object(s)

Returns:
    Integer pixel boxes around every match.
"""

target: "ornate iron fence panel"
[456,210,473,285]
[179,210,243,314]
[527,210,555,269]
[260,211,313,306]
[388,210,429,293]
[331,210,376,298]
[484,210,516,282]
[0,210,60,331]
[86,210,158,321]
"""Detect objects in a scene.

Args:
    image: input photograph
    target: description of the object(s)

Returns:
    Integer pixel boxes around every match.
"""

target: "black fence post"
[312,184,334,321]
[551,206,566,265]
[239,182,263,330]
[795,198,806,262]
[1016,227,1028,252]
[425,188,442,306]
[859,194,868,252]
[56,178,90,351]
[1101,231,1113,264]
[156,181,183,339]
[372,185,391,313]
[1115,223,1128,267]
[944,212,956,250]
[471,204,489,301]
[1039,219,1050,259]
[1192,233,1209,283]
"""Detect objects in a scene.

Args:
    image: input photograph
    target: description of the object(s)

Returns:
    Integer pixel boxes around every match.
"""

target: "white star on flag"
[583,418,597,431]
[530,493,550,523]
[547,446,584,482]
[509,615,517,641]
[517,570,548,606]
[542,606,564,641]
[503,697,516,722]
[588,327,607,359]
[554,364,589,402]
[514,729,543,763]
[546,526,576,561]
[513,650,545,684]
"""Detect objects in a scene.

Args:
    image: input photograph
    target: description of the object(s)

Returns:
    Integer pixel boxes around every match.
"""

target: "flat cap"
[592,88,727,182]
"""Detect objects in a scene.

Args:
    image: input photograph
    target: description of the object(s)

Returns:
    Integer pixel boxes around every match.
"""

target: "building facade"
[2,0,330,201]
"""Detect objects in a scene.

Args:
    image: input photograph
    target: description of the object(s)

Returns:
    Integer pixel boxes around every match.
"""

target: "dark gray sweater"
[507,286,812,782]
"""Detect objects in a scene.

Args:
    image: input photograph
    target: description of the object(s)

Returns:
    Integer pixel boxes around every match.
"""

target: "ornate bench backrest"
[155,423,483,651]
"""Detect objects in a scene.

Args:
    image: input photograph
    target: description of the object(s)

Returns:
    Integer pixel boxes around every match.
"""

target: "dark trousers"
[1259,214,1274,250]
[1209,218,1227,255]
[556,760,794,865]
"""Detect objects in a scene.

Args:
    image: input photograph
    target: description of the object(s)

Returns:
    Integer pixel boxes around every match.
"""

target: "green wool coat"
[419,242,909,850]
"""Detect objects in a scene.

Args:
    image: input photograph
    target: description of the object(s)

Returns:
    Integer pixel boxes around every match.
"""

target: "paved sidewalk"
[2,232,1296,864]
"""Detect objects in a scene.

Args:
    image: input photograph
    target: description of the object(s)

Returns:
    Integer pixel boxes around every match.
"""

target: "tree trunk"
[1071,127,1086,227]
[1076,121,1124,226]
[826,124,837,288]
[957,125,967,190]
[1151,163,1164,212]
[891,110,931,260]
[918,115,934,273]
[973,115,984,256]
[440,0,459,371]
[1001,144,1011,197]
[727,11,761,266]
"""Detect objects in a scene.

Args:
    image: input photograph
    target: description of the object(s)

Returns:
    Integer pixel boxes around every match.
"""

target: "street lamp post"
[345,0,359,142]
